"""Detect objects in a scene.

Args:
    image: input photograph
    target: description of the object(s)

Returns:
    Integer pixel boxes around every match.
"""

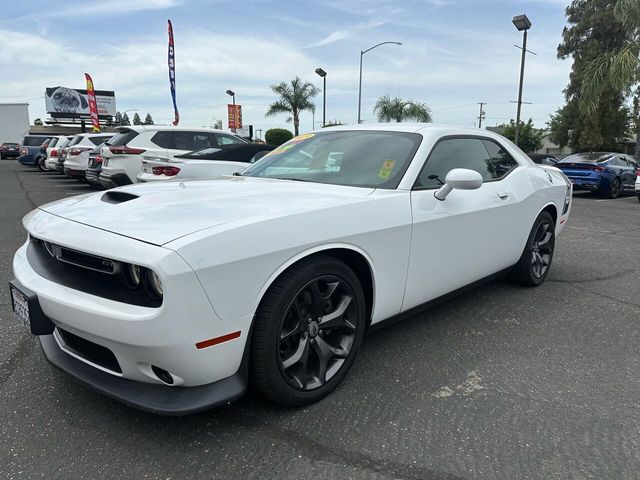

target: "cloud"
[46,0,183,18]
[305,19,387,48]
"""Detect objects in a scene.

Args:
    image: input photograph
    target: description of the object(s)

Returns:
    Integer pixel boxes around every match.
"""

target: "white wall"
[0,103,30,144]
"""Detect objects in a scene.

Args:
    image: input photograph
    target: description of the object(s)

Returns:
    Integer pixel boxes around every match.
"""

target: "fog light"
[151,365,174,385]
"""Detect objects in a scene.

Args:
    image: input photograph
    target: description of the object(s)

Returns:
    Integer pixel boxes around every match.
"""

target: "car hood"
[39,177,375,245]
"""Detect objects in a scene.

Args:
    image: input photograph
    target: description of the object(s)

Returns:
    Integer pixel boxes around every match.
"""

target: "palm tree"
[265,77,319,136]
[374,95,433,123]
[581,0,640,155]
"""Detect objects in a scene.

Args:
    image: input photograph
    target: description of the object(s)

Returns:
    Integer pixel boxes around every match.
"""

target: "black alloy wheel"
[607,177,621,199]
[252,256,366,407]
[511,211,555,286]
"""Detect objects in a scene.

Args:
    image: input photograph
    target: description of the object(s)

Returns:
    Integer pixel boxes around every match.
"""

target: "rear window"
[2,143,19,146]
[57,139,70,149]
[48,138,59,147]
[22,136,49,146]
[107,130,139,146]
[173,131,215,151]
[89,136,112,146]
[67,136,83,147]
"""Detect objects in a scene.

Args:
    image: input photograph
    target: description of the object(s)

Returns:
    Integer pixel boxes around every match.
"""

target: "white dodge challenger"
[10,125,572,414]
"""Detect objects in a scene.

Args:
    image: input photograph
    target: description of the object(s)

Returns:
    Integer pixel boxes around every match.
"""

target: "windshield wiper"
[272,177,308,182]
[232,172,243,176]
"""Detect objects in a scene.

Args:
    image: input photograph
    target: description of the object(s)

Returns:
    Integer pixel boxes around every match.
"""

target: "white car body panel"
[12,124,571,411]
[63,133,112,173]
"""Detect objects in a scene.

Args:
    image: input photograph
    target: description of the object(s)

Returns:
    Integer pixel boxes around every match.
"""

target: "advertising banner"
[168,19,179,126]
[227,104,242,130]
[84,73,101,132]
[45,87,116,118]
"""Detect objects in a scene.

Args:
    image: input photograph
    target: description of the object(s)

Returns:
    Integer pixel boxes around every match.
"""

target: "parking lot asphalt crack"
[548,268,636,285]
[12,169,37,210]
[236,414,468,480]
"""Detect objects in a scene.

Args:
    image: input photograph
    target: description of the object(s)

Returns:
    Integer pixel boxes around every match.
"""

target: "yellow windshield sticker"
[291,133,315,143]
[378,159,396,180]
[263,133,314,157]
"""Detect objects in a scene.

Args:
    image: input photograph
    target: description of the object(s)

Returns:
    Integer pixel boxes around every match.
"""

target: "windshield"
[241,130,421,189]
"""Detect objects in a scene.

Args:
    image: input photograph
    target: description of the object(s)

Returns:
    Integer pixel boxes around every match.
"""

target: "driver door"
[402,137,524,311]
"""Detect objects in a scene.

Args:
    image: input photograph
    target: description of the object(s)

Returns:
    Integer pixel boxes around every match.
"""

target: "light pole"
[512,14,531,146]
[357,41,402,124]
[315,67,327,127]
[226,89,236,132]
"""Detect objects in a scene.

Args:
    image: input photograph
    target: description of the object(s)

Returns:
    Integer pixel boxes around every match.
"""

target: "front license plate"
[10,285,30,328]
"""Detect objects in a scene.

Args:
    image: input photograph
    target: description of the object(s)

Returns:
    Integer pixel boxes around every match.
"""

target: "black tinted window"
[151,131,172,148]
[482,139,518,178]
[213,133,246,146]
[22,136,49,146]
[107,130,140,146]
[417,138,489,189]
[173,131,214,150]
[89,136,112,146]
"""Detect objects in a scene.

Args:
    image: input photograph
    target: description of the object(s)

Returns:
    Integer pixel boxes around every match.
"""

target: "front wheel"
[251,256,366,407]
[511,211,555,287]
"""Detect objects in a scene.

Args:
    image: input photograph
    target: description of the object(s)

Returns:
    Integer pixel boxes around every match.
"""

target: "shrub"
[265,128,293,146]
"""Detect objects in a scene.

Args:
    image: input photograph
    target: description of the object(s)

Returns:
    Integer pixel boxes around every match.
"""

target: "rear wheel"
[251,256,366,407]
[606,177,621,199]
[511,211,555,287]
[37,155,48,172]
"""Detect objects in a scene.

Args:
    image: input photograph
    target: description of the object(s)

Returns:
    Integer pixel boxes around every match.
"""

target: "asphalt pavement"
[1,160,639,480]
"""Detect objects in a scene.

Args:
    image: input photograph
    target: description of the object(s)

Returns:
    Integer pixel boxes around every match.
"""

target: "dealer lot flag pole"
[168,19,179,126]
[84,73,101,132]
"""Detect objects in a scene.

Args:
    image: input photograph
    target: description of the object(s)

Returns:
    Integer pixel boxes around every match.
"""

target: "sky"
[0,0,573,135]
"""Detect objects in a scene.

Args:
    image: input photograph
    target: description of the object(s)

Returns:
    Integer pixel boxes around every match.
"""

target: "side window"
[482,139,519,178]
[150,131,172,149]
[416,138,493,189]
[213,134,245,146]
[173,131,214,151]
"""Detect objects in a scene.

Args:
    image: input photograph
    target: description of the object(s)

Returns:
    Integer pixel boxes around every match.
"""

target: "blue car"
[557,152,640,199]
[18,135,51,166]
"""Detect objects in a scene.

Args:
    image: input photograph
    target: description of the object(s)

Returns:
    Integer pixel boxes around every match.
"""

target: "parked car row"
[16,126,276,188]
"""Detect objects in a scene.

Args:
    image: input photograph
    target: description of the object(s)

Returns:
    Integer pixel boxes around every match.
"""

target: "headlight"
[124,264,142,289]
[144,270,163,299]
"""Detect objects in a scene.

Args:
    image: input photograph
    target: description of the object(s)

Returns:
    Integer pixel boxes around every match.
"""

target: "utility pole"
[478,102,486,129]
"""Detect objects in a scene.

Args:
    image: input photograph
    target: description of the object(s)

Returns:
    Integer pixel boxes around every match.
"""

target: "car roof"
[116,125,238,134]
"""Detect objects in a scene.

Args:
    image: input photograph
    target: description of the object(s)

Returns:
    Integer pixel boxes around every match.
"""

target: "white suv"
[44,136,73,171]
[63,133,114,179]
[100,126,244,188]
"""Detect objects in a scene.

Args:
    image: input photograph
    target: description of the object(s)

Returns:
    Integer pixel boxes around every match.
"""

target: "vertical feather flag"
[167,19,179,126]
[84,73,101,132]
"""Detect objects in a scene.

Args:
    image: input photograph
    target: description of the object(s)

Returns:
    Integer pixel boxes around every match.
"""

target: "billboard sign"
[227,104,242,130]
[45,86,116,118]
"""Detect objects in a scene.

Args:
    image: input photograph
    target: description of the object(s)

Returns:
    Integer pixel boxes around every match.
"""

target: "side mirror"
[434,168,483,201]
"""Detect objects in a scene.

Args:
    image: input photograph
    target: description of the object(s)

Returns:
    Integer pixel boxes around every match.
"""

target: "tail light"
[109,145,146,155]
[636,168,640,177]
[69,147,92,156]
[94,155,104,164]
[51,149,58,157]
[152,166,181,176]
[593,166,604,172]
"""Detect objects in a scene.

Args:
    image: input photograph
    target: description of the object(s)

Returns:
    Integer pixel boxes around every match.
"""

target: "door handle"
[497,191,510,199]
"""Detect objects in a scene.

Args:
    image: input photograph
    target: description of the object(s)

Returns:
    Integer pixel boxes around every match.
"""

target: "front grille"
[28,237,162,308]
[57,328,122,374]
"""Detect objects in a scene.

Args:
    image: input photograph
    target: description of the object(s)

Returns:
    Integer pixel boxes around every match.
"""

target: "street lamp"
[315,67,327,127]
[512,14,531,146]
[357,41,402,124]
[226,89,236,132]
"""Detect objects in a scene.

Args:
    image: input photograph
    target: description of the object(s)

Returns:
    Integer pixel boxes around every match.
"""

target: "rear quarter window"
[150,131,173,148]
[107,130,140,146]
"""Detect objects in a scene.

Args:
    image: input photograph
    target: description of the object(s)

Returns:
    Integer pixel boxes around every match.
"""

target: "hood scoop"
[101,191,139,204]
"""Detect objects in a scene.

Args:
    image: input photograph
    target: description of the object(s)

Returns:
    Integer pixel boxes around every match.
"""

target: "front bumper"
[39,331,247,415]
[12,210,252,413]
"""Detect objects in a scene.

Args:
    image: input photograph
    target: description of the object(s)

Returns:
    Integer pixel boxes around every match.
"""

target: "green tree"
[265,77,319,136]
[265,128,293,146]
[113,111,123,126]
[143,113,154,125]
[581,0,640,156]
[33,118,43,126]
[498,119,544,153]
[133,113,142,125]
[121,113,131,126]
[373,95,432,123]
[549,0,630,151]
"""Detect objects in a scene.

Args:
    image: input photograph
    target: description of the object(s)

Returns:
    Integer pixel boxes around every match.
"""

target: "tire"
[606,177,621,199]
[251,255,366,407]
[37,156,49,172]
[511,211,555,287]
